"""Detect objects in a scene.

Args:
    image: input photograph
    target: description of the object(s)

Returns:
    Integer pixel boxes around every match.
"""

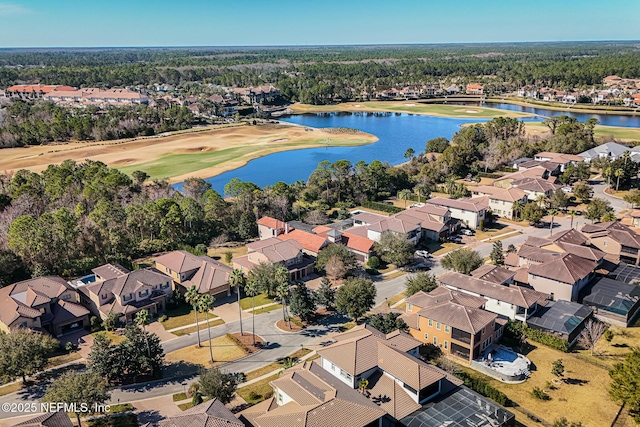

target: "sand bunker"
[354,104,361,107]
[466,110,479,113]
[404,103,416,106]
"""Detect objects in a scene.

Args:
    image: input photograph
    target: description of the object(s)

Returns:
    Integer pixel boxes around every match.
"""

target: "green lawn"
[236,373,279,405]
[240,293,275,310]
[251,304,282,315]
[423,240,462,256]
[245,348,313,381]
[118,138,373,181]
[161,303,219,331]
[172,392,188,402]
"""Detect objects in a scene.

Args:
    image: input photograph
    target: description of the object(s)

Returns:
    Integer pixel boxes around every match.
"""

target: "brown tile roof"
[377,342,445,390]
[414,300,496,334]
[582,221,640,249]
[518,160,561,172]
[494,166,549,183]
[14,411,73,427]
[513,267,530,284]
[257,216,287,230]
[471,185,527,202]
[243,361,385,427]
[340,225,369,238]
[439,271,549,307]
[528,253,597,284]
[405,288,486,310]
[278,229,328,253]
[158,399,243,427]
[535,152,584,163]
[246,237,303,263]
[154,250,203,273]
[10,276,71,301]
[547,228,590,245]
[368,217,420,234]
[517,244,565,264]
[365,370,421,419]
[556,242,605,262]
[470,264,516,284]
[426,196,489,212]
[317,324,421,376]
[51,300,90,325]
[351,212,388,223]
[183,258,232,295]
[92,263,130,280]
[394,210,447,233]
[510,177,562,193]
[412,204,449,217]
[0,286,40,327]
[505,251,520,267]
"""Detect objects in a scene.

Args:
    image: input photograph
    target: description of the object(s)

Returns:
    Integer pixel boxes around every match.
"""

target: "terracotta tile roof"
[340,225,369,238]
[467,83,484,89]
[257,216,286,230]
[534,152,584,163]
[470,264,516,284]
[157,399,243,427]
[6,84,75,94]
[311,225,333,234]
[405,288,486,310]
[154,250,204,273]
[528,253,597,284]
[278,229,328,253]
[426,196,489,212]
[414,300,496,334]
[14,411,73,426]
[341,232,375,253]
[439,271,549,307]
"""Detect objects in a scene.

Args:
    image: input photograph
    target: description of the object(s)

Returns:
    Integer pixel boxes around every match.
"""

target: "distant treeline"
[1,42,640,104]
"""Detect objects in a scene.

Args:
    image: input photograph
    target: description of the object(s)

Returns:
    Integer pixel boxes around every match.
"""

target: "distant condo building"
[43,88,149,106]
[5,84,76,99]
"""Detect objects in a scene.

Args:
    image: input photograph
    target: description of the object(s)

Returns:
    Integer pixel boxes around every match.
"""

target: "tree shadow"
[136,409,163,426]
[563,378,589,386]
[612,343,629,348]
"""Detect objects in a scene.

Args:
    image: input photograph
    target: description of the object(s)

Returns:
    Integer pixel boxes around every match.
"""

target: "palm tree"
[614,168,624,191]
[359,378,369,394]
[274,266,291,329]
[604,166,613,186]
[198,294,216,363]
[547,208,558,236]
[244,276,261,346]
[229,269,246,336]
[134,309,151,357]
[185,286,202,348]
[568,209,578,229]
[398,189,413,208]
[536,194,549,209]
[413,183,431,203]
[512,200,525,221]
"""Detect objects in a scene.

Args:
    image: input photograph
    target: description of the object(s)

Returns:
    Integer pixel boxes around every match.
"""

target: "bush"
[90,316,103,332]
[64,341,76,352]
[454,372,511,406]
[192,391,203,406]
[248,391,261,401]
[158,314,168,322]
[506,321,569,352]
[361,201,402,214]
[367,256,380,269]
[531,386,551,401]
[477,172,502,179]
[604,329,614,342]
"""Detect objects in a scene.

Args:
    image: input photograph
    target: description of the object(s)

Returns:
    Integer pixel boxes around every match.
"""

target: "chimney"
[284,222,289,235]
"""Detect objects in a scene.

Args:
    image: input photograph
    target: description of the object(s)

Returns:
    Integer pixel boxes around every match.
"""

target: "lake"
[201,112,488,193]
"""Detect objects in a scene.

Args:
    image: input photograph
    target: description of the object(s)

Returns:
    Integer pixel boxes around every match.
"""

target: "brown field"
[0,123,377,183]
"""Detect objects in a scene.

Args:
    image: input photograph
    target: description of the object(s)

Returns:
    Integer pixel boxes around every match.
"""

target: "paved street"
[592,182,630,212]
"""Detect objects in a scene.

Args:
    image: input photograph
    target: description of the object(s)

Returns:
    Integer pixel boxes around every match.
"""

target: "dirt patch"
[110,158,139,166]
[181,146,216,153]
[276,319,304,332]
[270,138,289,143]
[232,332,264,353]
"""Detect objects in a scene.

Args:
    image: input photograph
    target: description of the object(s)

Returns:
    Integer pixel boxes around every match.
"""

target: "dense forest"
[2,42,640,103]
[0,115,611,286]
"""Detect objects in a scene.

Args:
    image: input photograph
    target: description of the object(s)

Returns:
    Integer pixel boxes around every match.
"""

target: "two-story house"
[256,216,287,240]
[470,186,527,219]
[425,197,489,230]
[76,264,172,323]
[438,272,549,321]
[232,237,314,280]
[154,250,233,297]
[394,204,456,241]
[0,276,90,336]
[366,217,422,244]
[582,221,640,266]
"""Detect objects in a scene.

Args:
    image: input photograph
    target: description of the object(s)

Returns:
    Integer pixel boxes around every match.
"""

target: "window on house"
[433,336,438,346]
[407,303,413,311]
[123,294,132,301]
[436,322,441,330]
[331,363,335,371]
[428,319,433,327]
[482,327,486,335]
[445,325,450,333]
[444,341,448,350]
[603,241,608,247]
[424,333,428,340]
[278,392,283,404]
[101,294,107,300]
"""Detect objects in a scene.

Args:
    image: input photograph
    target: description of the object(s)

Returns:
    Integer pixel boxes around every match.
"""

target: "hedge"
[506,321,569,352]
[477,172,502,179]
[226,333,251,354]
[454,371,512,407]
[361,201,403,214]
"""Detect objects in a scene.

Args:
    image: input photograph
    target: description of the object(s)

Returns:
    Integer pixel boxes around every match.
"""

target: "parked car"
[415,250,431,258]
[447,235,463,243]
[459,229,474,236]
[561,186,573,193]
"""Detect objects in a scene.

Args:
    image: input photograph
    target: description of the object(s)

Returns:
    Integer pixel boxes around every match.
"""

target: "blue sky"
[0,0,638,47]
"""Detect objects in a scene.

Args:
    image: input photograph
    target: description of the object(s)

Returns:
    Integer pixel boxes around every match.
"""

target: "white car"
[561,186,573,193]
[459,229,474,236]
[415,250,431,258]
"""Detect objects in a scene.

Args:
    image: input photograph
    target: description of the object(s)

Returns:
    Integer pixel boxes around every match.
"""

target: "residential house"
[395,204,457,240]
[517,160,562,176]
[582,221,640,265]
[470,186,527,219]
[527,253,597,301]
[366,217,422,244]
[240,360,388,427]
[493,166,551,188]
[232,237,314,280]
[352,211,388,227]
[533,152,584,172]
[154,250,232,297]
[470,264,516,285]
[257,216,288,239]
[466,83,484,95]
[313,226,376,262]
[579,142,633,163]
[583,277,640,326]
[277,229,329,257]
[75,264,172,323]
[208,94,238,117]
[232,85,280,104]
[5,84,76,99]
[526,300,593,345]
[403,289,501,362]
[13,411,73,427]
[510,177,562,200]
[438,272,549,321]
[0,276,89,337]
[43,88,148,106]
[425,197,489,230]
[157,399,243,427]
[622,209,640,229]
